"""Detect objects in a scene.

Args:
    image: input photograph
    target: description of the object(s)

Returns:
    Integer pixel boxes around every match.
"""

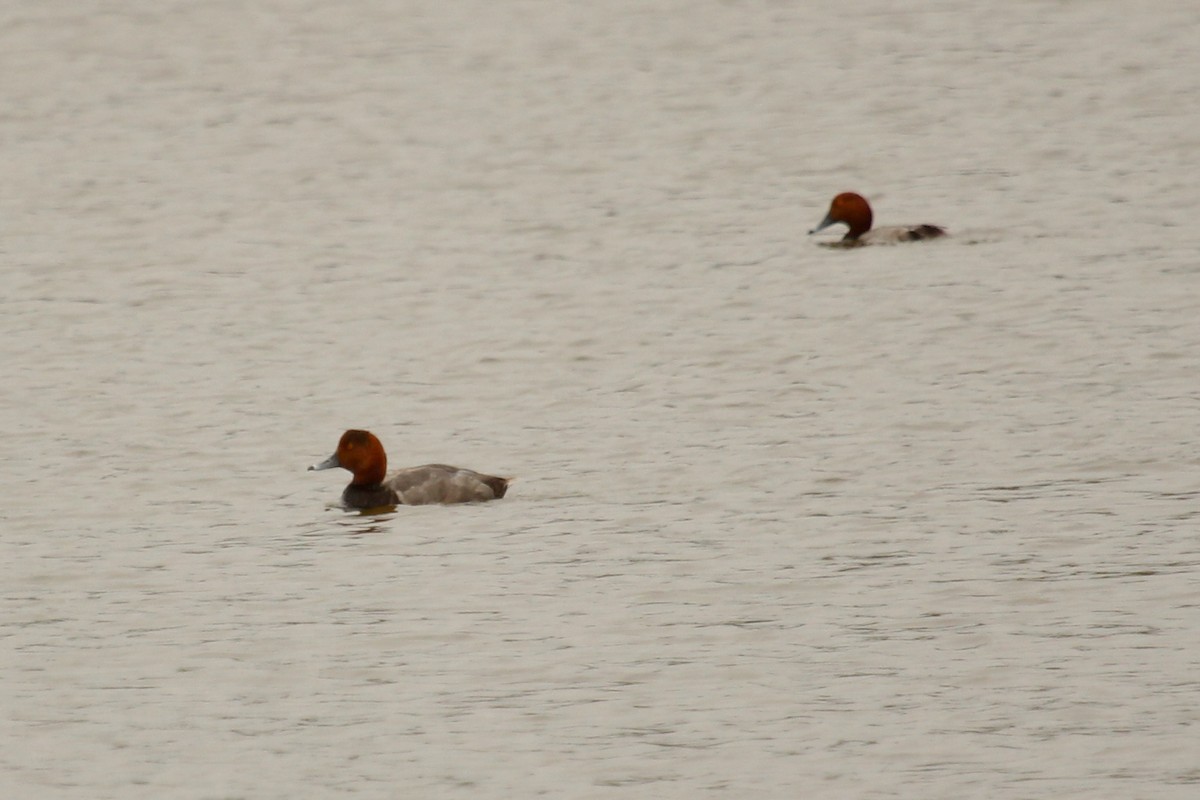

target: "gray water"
[3,2,1199,798]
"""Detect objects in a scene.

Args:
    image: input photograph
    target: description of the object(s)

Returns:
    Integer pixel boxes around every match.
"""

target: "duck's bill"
[808,214,835,235]
[309,453,341,471]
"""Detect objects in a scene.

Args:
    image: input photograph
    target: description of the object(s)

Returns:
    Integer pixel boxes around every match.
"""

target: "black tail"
[485,476,510,499]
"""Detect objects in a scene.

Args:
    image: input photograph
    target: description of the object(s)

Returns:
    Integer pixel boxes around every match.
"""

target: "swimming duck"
[309,429,510,509]
[809,192,946,245]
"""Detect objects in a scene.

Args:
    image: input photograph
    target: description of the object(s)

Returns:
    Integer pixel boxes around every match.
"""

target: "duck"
[309,429,510,509]
[809,192,946,245]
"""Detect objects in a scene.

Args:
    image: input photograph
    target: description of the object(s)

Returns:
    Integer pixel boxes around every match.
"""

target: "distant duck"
[310,429,510,509]
[809,192,946,246]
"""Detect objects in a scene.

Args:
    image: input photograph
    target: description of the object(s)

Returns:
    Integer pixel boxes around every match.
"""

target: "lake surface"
[2,2,1199,797]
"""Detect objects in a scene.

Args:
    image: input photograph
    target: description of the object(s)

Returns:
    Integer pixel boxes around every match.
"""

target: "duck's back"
[386,464,509,505]
[861,224,946,244]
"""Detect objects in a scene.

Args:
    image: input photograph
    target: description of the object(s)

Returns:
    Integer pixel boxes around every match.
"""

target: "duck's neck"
[842,219,871,240]
[350,458,387,486]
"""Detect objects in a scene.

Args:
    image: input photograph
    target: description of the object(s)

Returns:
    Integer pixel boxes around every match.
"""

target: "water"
[3,2,1199,797]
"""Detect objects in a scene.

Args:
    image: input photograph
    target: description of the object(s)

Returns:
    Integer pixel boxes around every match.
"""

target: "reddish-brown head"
[810,192,874,240]
[310,429,388,486]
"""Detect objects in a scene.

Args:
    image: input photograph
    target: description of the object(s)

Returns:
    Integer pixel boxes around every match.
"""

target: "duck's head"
[310,429,387,486]
[809,192,873,241]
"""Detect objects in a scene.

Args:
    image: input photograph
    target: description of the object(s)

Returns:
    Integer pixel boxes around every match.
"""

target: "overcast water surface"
[2,2,1199,798]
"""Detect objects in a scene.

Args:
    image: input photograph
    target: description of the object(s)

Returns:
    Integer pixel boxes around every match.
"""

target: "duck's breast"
[342,483,401,510]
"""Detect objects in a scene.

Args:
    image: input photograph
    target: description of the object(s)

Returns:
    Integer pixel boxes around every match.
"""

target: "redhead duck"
[809,192,946,245]
[309,429,510,509]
